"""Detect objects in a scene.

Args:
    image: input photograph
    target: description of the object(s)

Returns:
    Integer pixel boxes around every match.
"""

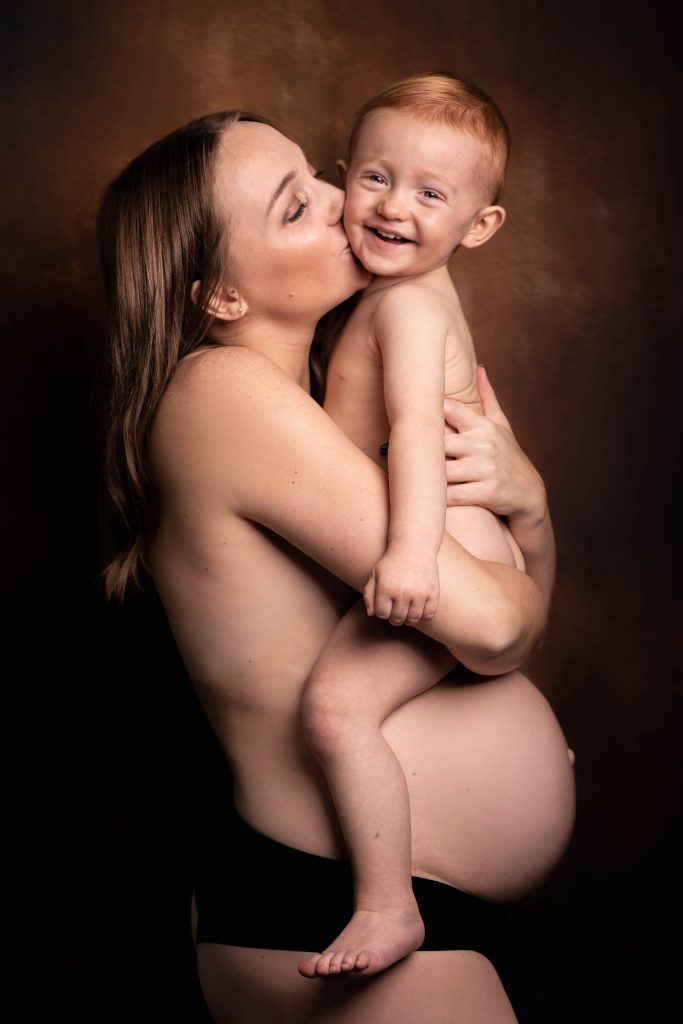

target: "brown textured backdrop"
[2,1,680,1021]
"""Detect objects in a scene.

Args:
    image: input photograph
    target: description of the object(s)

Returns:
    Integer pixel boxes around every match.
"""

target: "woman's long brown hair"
[97,109,274,601]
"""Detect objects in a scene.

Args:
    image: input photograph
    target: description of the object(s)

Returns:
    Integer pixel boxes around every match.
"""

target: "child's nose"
[378,190,408,221]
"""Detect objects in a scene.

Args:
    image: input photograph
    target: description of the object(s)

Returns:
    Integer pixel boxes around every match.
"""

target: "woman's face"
[214,121,370,323]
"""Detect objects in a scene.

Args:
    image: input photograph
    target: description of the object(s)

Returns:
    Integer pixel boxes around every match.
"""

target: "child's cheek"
[342,196,354,232]
[343,187,362,229]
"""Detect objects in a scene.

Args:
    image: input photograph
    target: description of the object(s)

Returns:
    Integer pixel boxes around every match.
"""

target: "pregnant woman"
[97,108,575,1023]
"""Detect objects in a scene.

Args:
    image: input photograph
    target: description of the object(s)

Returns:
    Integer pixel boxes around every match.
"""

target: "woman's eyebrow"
[268,170,296,214]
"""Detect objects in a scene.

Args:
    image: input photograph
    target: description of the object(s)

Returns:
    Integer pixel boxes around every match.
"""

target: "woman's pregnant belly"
[231,668,575,905]
[384,669,576,901]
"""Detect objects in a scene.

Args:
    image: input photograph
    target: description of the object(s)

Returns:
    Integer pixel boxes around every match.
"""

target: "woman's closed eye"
[287,170,325,223]
[288,200,308,223]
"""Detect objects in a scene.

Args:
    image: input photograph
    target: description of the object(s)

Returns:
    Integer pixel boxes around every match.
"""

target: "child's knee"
[302,698,348,761]
[301,678,360,760]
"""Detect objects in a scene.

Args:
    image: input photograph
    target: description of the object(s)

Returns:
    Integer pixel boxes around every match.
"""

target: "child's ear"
[460,206,506,249]
[190,281,247,321]
[336,159,348,185]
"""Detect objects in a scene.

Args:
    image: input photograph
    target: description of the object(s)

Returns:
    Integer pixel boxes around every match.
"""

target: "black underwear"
[194,809,510,963]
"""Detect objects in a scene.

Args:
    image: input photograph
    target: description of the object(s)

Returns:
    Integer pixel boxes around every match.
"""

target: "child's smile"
[342,107,491,280]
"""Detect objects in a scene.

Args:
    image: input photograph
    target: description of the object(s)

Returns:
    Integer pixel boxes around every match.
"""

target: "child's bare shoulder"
[371,277,451,329]
[370,274,467,344]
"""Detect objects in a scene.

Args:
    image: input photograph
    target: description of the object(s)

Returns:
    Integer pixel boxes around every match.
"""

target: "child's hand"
[363,549,440,626]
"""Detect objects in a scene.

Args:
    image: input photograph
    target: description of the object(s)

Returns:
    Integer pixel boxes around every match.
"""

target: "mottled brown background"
[2,1,680,1021]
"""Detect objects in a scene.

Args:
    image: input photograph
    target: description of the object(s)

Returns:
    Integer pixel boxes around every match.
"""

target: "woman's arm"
[166,347,546,674]
[443,366,556,610]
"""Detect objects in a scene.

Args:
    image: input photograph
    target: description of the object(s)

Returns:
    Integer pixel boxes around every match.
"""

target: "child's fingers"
[363,574,376,616]
[405,598,426,626]
[422,593,439,621]
[388,597,410,626]
[373,588,395,621]
[404,594,438,625]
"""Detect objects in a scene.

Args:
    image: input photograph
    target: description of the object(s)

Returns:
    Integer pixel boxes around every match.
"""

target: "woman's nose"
[324,181,346,224]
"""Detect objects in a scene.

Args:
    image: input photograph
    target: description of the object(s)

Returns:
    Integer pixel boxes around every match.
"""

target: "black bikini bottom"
[194,809,510,964]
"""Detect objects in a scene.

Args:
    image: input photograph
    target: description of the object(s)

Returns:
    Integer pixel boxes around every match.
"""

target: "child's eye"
[367,174,386,185]
[288,200,308,223]
[422,190,441,200]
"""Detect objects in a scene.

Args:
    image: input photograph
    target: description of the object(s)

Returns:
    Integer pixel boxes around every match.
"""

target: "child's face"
[343,108,491,279]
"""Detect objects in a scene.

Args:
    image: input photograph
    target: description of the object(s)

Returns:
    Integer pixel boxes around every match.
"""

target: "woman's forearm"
[215,350,546,675]
[430,538,546,673]
[443,368,556,619]
[507,488,556,611]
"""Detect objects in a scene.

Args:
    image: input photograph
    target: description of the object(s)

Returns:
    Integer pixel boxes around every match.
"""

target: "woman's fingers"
[444,433,481,462]
[443,370,513,442]
[443,396,483,434]
[476,366,511,429]
[443,368,547,521]
[447,482,490,506]
[445,455,486,484]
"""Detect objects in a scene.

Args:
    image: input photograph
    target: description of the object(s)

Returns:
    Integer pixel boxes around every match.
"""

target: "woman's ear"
[190,281,247,320]
[336,159,348,185]
[459,206,506,249]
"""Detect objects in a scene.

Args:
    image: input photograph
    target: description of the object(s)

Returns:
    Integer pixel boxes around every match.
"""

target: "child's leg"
[299,601,455,979]
[445,505,523,570]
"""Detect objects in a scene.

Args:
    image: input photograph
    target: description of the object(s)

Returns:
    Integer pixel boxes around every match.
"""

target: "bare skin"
[141,122,575,1022]
[298,110,524,979]
[198,944,520,1024]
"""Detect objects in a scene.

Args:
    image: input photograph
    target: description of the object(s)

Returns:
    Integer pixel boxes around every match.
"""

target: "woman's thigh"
[197,944,518,1024]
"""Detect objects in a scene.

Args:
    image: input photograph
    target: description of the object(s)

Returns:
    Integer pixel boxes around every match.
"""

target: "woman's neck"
[220,315,314,391]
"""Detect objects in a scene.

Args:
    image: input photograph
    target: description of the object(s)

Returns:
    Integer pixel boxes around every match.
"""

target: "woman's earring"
[238,305,244,315]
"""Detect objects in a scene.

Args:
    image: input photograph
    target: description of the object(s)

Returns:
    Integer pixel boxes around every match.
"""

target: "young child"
[298,72,524,981]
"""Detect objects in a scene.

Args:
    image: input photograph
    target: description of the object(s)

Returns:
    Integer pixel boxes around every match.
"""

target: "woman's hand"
[444,366,556,608]
[443,366,546,521]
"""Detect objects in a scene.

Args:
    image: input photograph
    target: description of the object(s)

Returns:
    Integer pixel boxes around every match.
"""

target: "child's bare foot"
[297,906,425,979]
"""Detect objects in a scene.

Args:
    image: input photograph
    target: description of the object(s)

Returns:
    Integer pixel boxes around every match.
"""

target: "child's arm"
[364,285,449,627]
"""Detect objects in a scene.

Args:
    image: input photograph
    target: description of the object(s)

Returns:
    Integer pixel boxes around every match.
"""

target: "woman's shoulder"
[156,343,322,455]
[166,344,304,418]
[173,342,286,394]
